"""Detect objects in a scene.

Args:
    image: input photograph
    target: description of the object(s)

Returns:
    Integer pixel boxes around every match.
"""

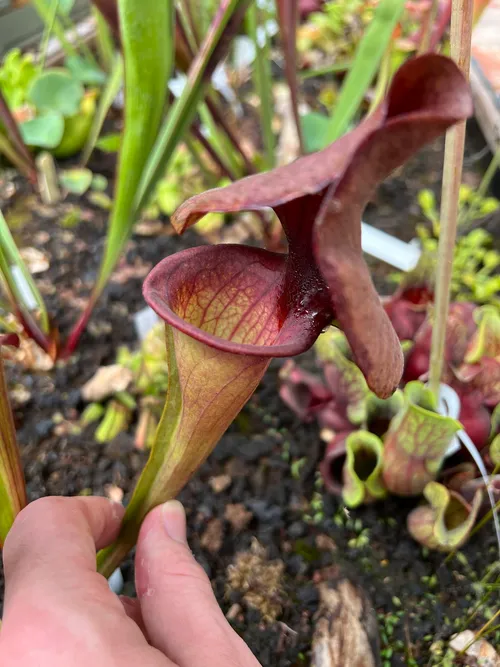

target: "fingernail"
[161,500,187,544]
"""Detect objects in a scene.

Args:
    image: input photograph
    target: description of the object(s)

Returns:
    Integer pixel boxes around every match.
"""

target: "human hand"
[0,496,260,667]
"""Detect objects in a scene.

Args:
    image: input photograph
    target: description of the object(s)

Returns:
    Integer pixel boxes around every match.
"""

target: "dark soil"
[0,123,499,666]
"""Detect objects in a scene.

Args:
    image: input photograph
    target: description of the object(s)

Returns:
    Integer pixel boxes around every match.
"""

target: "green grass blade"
[94,0,174,293]
[0,91,37,182]
[134,0,252,215]
[322,0,405,144]
[93,6,116,72]
[81,54,123,166]
[0,337,27,547]
[31,0,78,57]
[38,0,60,70]
[247,2,275,168]
[0,211,49,333]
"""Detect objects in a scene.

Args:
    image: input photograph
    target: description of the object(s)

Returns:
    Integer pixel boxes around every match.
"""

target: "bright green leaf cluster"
[0,46,105,158]
[297,0,373,57]
[0,48,37,110]
[393,186,500,308]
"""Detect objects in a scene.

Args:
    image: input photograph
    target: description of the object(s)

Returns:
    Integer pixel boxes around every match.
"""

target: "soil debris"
[227,539,285,623]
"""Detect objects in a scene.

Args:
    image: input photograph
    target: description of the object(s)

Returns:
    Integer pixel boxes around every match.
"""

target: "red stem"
[0,90,37,184]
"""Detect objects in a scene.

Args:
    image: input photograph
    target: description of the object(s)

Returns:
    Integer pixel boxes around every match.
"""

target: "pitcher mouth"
[143,244,332,359]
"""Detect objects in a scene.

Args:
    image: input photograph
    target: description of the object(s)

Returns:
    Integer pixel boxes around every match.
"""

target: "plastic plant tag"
[11,266,38,310]
[134,306,160,342]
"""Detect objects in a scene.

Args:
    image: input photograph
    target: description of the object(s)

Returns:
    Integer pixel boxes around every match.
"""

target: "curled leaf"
[321,430,386,507]
[459,475,500,514]
[365,390,404,438]
[172,55,472,398]
[382,382,461,496]
[458,356,500,408]
[404,302,477,382]
[343,431,386,508]
[316,329,369,426]
[383,284,433,342]
[320,431,355,496]
[465,305,500,363]
[456,387,492,450]
[279,360,332,422]
[407,481,482,552]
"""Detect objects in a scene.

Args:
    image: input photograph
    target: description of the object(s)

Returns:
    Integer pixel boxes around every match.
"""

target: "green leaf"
[0,210,49,333]
[81,55,123,165]
[97,322,269,577]
[88,191,113,209]
[60,167,93,194]
[92,0,175,295]
[322,0,405,143]
[135,0,253,216]
[91,174,108,191]
[0,48,37,110]
[0,335,27,546]
[31,0,78,57]
[301,112,330,153]
[248,2,276,168]
[28,70,84,117]
[95,132,122,153]
[58,0,76,15]
[315,328,368,425]
[20,112,65,149]
[93,6,116,73]
[65,55,107,85]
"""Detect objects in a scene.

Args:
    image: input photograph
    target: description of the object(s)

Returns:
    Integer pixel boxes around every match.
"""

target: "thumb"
[135,501,259,667]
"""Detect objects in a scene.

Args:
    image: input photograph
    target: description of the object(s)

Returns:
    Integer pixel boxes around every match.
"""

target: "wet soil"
[0,123,499,666]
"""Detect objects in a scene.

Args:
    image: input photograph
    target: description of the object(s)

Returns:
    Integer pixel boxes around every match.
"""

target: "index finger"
[2,496,124,598]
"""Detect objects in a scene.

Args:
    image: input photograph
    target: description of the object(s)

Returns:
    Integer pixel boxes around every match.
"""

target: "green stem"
[0,210,50,333]
[247,3,275,169]
[31,0,77,57]
[468,499,500,542]
[298,60,353,79]
[428,0,474,397]
[134,0,251,215]
[368,41,393,113]
[38,0,60,71]
[199,102,243,177]
[459,608,500,655]
[460,147,500,226]
[177,0,200,52]
[81,54,123,166]
[184,135,215,186]
[0,135,33,180]
[93,7,116,73]
[59,12,98,65]
[477,147,500,199]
